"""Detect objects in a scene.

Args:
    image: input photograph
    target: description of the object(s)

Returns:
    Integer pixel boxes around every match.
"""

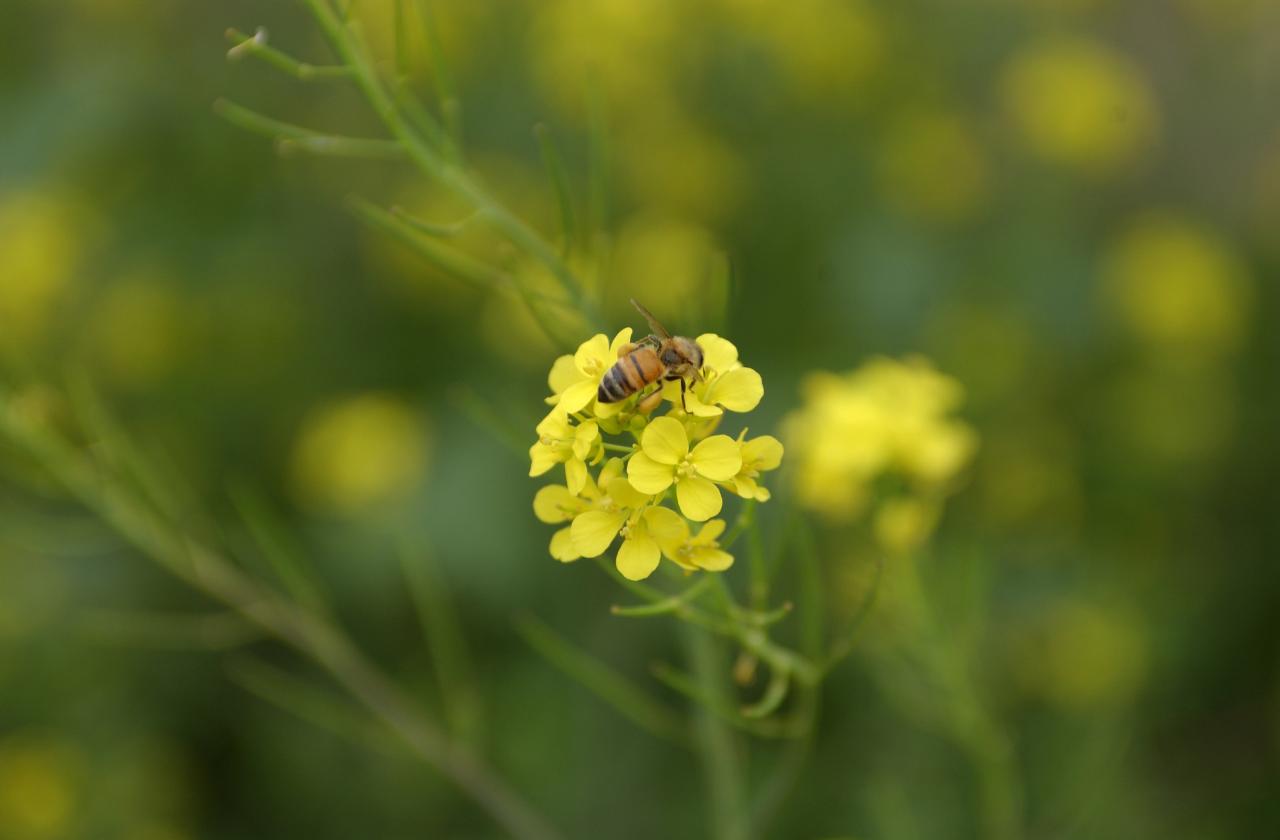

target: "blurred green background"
[2,0,1278,838]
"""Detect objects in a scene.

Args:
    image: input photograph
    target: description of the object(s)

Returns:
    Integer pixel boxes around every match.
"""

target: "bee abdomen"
[598,350,661,403]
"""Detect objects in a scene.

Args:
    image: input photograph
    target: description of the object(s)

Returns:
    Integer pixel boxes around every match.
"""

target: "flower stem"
[685,628,748,840]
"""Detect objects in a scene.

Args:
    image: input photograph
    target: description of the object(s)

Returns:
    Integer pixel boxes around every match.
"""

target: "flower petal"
[547,354,580,395]
[627,451,675,494]
[565,458,587,495]
[533,484,579,523]
[694,519,726,544]
[694,548,734,571]
[608,327,635,357]
[529,442,560,476]
[742,435,784,471]
[682,386,723,418]
[616,534,661,581]
[695,334,739,373]
[574,333,610,374]
[571,509,628,557]
[707,367,763,412]
[606,476,650,509]
[690,435,742,481]
[572,421,599,460]
[641,416,688,464]
[676,475,722,521]
[550,526,580,562]
[643,505,688,556]
[559,379,598,414]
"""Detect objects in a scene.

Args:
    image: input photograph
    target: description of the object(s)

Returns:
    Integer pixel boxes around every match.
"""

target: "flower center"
[676,457,696,478]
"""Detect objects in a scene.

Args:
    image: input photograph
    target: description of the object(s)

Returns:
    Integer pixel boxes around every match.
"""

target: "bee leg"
[637,387,664,414]
[679,377,688,412]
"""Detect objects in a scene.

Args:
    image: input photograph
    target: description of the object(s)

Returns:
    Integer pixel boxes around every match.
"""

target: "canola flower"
[783,357,976,549]
[530,328,780,580]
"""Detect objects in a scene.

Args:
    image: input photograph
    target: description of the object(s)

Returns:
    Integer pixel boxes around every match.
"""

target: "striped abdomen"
[598,348,664,403]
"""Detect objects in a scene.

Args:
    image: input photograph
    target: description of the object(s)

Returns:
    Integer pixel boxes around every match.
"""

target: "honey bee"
[597,299,704,411]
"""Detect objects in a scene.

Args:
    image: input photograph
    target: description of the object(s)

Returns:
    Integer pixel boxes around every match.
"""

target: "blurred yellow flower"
[627,416,742,521]
[784,357,976,522]
[879,108,989,225]
[87,271,184,387]
[1001,36,1158,175]
[0,735,79,840]
[1011,600,1147,709]
[608,215,730,326]
[291,394,428,514]
[0,191,87,356]
[615,109,747,221]
[1102,212,1250,357]
[720,0,884,99]
[873,497,940,555]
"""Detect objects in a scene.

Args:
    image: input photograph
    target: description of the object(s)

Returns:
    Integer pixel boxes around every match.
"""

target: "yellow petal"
[676,475,722,521]
[606,476,650,509]
[547,354,579,395]
[571,509,628,557]
[694,548,734,572]
[599,457,625,486]
[533,484,578,523]
[574,333,610,373]
[550,526,580,562]
[643,505,688,556]
[742,435,784,471]
[682,386,723,418]
[529,442,560,476]
[536,408,572,437]
[616,534,661,581]
[707,367,763,412]
[690,435,742,481]
[627,451,675,494]
[695,333,739,372]
[593,398,625,418]
[641,416,688,464]
[694,519,726,544]
[608,327,635,357]
[731,475,758,498]
[572,421,599,460]
[753,486,772,502]
[565,458,587,495]
[559,379,598,414]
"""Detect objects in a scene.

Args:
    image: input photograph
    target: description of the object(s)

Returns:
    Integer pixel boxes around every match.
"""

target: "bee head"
[662,337,703,371]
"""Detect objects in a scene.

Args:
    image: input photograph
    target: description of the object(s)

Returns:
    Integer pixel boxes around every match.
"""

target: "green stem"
[214,99,404,159]
[685,629,748,840]
[300,0,601,328]
[225,27,352,80]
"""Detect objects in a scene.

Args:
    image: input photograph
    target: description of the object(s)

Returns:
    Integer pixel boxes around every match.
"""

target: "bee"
[597,299,704,411]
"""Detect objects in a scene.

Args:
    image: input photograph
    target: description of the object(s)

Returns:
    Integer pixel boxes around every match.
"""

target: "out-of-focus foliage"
[2,0,1278,838]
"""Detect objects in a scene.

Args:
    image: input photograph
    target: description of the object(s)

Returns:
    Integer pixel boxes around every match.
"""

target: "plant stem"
[685,628,748,840]
[0,396,562,840]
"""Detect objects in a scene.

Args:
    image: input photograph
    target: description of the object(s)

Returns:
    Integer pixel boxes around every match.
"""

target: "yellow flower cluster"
[783,357,976,550]
[530,329,782,581]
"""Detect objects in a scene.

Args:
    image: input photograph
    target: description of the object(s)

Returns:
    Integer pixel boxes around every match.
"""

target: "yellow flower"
[783,357,976,522]
[647,507,734,572]
[664,333,764,417]
[546,328,634,416]
[1001,36,1157,175]
[529,409,599,495]
[728,433,784,501]
[627,416,742,520]
[291,394,428,514]
[533,484,592,562]
[566,462,664,580]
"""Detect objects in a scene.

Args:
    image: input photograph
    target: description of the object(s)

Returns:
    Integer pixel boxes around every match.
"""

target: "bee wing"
[630,298,672,340]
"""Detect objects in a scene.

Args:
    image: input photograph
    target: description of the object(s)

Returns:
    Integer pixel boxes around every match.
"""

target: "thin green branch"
[740,663,790,719]
[225,27,352,80]
[612,575,714,617]
[399,543,483,746]
[515,614,689,747]
[79,608,263,651]
[214,99,405,159]
[228,479,330,617]
[821,554,885,674]
[0,389,562,840]
[534,123,577,257]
